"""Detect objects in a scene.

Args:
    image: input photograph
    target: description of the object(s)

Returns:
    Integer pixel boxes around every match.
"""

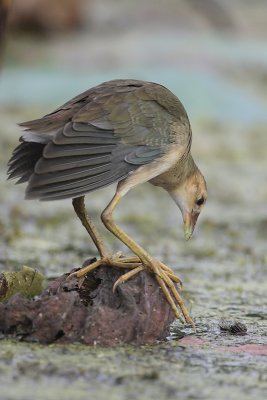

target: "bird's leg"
[71,197,180,286]
[71,196,144,276]
[72,196,109,258]
[101,191,195,328]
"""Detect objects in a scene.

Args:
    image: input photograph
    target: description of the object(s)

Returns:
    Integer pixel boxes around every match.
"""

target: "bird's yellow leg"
[101,191,194,327]
[70,198,182,284]
[71,197,147,278]
[71,196,188,323]
[73,196,109,258]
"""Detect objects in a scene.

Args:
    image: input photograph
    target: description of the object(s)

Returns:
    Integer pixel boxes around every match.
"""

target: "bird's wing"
[74,80,191,150]
[10,80,191,200]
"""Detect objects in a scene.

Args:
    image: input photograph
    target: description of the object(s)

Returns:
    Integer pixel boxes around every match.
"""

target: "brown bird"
[7,79,207,327]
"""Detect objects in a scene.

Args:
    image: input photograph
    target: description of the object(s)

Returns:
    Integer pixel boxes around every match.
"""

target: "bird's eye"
[196,197,205,206]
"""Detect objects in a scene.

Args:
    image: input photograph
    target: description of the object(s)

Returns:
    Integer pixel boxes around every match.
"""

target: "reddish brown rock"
[0,262,175,345]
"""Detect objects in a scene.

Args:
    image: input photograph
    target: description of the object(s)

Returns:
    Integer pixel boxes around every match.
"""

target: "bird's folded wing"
[23,119,164,200]
[8,81,191,200]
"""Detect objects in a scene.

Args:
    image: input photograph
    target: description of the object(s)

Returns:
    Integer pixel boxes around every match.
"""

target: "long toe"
[69,258,104,278]
[113,265,145,292]
[145,259,195,328]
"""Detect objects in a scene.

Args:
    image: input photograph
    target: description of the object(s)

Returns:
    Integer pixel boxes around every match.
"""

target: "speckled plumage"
[7,79,192,200]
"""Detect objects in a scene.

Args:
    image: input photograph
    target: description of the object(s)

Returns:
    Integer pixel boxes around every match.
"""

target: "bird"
[7,79,207,328]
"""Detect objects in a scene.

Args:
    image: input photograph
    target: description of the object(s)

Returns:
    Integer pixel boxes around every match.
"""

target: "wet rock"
[0,262,175,345]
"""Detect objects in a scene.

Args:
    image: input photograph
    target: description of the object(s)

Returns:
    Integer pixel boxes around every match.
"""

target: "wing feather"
[34,154,111,173]
[33,173,128,201]
[8,79,191,201]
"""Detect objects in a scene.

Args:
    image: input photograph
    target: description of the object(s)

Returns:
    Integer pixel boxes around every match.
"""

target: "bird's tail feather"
[7,141,45,183]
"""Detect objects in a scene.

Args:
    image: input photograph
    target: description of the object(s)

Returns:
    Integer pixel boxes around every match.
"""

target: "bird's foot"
[69,252,143,280]
[111,256,194,329]
[69,254,194,329]
[113,256,183,289]
[129,257,194,329]
[69,253,181,287]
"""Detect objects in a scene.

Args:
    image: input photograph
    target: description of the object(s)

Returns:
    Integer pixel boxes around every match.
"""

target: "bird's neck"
[180,153,198,180]
[150,152,198,191]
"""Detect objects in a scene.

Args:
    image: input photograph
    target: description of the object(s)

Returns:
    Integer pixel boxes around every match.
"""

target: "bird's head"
[169,169,207,240]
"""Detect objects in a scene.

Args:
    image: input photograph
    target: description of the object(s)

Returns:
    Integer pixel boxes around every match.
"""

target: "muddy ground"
[0,1,267,399]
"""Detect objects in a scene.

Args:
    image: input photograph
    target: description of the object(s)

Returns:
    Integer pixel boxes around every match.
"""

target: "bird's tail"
[7,141,45,184]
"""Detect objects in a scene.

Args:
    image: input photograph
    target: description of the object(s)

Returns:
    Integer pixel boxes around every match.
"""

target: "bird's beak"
[184,211,199,241]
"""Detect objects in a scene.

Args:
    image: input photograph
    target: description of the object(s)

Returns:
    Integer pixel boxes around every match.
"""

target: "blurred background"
[0,1,267,399]
[0,0,266,305]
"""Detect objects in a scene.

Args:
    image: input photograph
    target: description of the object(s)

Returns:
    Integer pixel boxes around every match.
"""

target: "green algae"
[0,265,45,301]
